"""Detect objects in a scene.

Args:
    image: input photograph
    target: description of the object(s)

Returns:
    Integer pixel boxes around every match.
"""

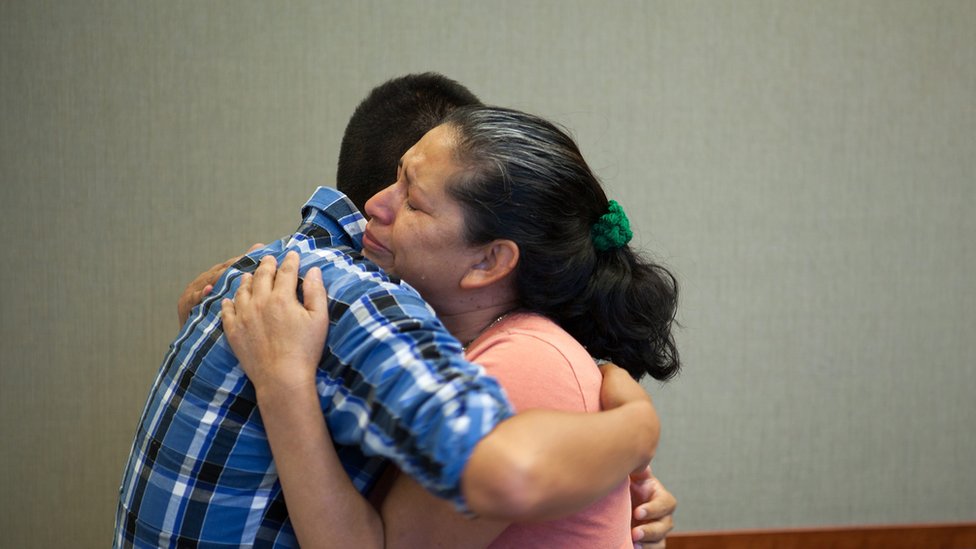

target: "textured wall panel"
[1,1,973,545]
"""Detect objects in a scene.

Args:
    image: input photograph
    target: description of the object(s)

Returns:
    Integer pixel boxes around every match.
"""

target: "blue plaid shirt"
[114,187,514,548]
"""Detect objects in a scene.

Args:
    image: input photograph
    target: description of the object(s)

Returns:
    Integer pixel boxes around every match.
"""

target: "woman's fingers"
[235,273,254,309]
[631,475,676,546]
[228,251,328,338]
[251,255,278,297]
[221,298,237,329]
[273,251,301,298]
[302,267,329,321]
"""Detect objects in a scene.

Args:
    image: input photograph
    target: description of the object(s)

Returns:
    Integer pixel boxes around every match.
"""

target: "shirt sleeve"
[316,281,514,512]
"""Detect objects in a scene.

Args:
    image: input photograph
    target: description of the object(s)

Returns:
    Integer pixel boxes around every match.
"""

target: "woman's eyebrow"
[397,158,413,188]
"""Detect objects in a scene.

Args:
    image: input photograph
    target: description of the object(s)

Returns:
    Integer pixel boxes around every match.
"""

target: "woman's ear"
[460,239,519,290]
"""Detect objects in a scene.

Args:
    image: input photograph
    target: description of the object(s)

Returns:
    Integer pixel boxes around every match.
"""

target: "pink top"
[465,312,632,549]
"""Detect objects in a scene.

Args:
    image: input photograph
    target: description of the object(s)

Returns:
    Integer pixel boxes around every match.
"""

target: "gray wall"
[2,1,974,546]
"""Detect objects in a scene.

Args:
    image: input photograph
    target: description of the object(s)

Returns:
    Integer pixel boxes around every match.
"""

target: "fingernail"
[635,508,648,520]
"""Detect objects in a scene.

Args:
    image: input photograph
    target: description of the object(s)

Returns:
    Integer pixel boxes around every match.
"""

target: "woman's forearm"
[462,399,658,521]
[257,379,384,549]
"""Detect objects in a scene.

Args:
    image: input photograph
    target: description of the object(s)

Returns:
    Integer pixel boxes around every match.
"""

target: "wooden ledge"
[667,522,976,549]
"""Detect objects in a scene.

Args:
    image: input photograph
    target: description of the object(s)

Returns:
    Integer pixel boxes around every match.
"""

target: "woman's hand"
[598,362,659,474]
[598,362,653,411]
[221,251,330,398]
[597,365,670,547]
[630,465,676,549]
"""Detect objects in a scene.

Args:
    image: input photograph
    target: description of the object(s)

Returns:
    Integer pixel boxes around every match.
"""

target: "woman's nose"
[364,183,397,224]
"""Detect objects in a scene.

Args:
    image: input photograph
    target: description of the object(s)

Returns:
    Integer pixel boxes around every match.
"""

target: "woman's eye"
[405,201,418,211]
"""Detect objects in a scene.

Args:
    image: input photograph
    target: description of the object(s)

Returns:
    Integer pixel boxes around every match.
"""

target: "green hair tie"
[591,200,633,252]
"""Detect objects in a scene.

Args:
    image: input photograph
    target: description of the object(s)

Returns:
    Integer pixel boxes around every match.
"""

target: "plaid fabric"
[114,187,513,548]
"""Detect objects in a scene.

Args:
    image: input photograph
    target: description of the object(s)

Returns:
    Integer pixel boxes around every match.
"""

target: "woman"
[223,106,679,548]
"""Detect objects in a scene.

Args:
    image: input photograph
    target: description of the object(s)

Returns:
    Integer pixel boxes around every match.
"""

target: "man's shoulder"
[303,187,364,227]
[294,186,366,254]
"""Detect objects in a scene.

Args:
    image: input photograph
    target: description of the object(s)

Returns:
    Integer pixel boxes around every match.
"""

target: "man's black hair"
[336,73,482,211]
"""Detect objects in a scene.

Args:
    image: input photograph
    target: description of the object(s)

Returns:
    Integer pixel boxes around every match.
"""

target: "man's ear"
[460,239,519,290]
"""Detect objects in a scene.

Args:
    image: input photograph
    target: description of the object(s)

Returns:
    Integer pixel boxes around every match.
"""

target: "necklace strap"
[462,312,513,351]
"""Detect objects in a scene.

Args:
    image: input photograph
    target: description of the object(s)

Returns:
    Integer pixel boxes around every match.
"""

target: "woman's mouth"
[362,227,390,255]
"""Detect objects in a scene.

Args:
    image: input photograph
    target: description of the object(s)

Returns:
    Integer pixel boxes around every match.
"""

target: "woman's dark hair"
[443,106,680,381]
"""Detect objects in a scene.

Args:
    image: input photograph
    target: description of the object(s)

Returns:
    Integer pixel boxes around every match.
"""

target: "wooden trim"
[666,522,976,549]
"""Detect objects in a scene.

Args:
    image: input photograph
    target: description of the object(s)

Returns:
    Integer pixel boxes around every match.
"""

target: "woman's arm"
[375,470,509,549]
[461,379,657,520]
[257,377,384,549]
[462,340,659,521]
[222,253,383,549]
